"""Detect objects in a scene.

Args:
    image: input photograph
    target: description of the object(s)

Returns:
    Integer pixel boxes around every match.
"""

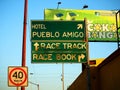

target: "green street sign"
[31,21,85,41]
[31,20,87,63]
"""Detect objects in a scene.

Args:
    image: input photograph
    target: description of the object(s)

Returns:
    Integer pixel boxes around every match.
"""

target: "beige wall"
[98,54,120,90]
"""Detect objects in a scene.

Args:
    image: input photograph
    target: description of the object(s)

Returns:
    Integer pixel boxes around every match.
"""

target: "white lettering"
[32,32,60,38]
[32,24,47,29]
[63,43,86,49]
[62,32,84,38]
[40,43,60,49]
[33,54,52,60]
[56,54,77,60]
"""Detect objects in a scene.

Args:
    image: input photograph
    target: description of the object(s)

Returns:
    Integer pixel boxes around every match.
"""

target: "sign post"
[31,20,87,63]
[8,66,28,87]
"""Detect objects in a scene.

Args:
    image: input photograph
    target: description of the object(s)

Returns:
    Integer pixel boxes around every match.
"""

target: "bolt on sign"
[8,66,28,87]
[31,20,88,63]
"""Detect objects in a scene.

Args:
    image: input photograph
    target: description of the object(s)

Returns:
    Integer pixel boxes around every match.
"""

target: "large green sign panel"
[44,9,120,42]
[31,21,85,40]
[31,20,87,63]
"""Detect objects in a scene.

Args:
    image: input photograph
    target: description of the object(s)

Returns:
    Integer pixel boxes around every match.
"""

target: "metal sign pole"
[37,84,40,90]
[86,64,91,90]
[84,18,91,90]
[116,10,120,49]
[17,87,20,90]
[61,63,64,90]
[21,0,28,90]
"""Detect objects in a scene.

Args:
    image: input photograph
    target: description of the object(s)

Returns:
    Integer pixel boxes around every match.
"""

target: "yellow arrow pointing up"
[34,42,39,51]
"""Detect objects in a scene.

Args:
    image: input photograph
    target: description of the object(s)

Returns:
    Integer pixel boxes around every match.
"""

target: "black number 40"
[12,71,23,79]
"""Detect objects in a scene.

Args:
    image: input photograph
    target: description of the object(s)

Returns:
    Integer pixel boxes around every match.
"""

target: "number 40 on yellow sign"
[8,66,28,87]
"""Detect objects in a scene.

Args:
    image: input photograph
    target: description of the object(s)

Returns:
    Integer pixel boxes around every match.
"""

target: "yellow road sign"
[8,66,28,87]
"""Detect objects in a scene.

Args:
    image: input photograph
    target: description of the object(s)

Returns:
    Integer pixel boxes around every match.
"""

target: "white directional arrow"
[34,42,39,51]
[78,54,85,62]
[77,24,83,29]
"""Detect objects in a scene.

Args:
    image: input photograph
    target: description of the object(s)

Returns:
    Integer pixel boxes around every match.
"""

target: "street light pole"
[29,81,40,90]
[57,2,61,9]
[37,84,40,90]
[82,5,88,9]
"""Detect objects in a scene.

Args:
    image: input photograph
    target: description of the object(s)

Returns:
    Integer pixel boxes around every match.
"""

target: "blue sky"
[0,0,120,90]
